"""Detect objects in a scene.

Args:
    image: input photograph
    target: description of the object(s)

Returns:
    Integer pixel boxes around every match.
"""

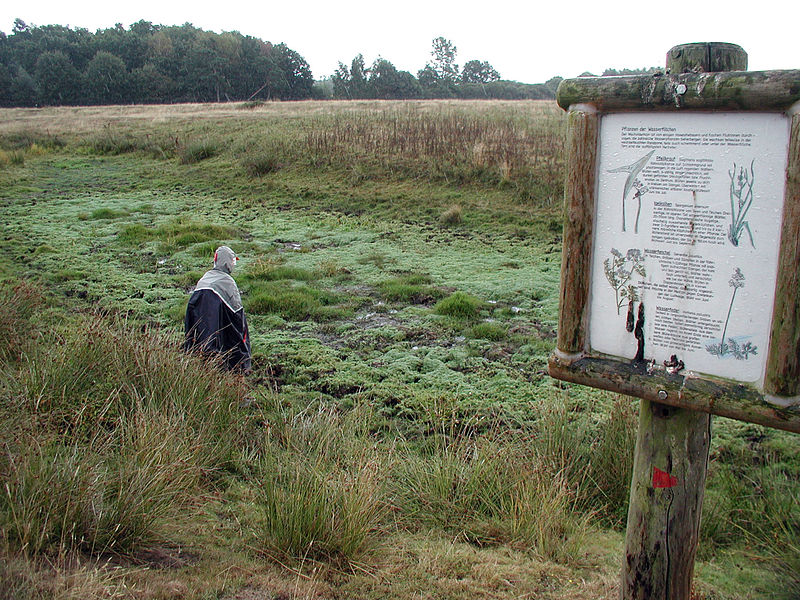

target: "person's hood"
[213,246,237,274]
[194,269,243,312]
[193,246,242,312]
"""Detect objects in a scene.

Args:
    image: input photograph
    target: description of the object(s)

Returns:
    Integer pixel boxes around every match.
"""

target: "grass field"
[0,100,798,600]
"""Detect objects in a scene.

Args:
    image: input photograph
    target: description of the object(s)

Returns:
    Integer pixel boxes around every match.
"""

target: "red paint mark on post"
[653,466,679,488]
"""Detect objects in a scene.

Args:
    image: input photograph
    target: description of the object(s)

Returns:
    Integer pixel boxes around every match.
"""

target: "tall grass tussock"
[0,282,246,558]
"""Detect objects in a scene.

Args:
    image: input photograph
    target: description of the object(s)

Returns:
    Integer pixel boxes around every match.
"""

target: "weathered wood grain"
[666,43,747,74]
[765,112,800,397]
[556,70,800,112]
[556,107,598,355]
[547,354,800,433]
[621,400,710,600]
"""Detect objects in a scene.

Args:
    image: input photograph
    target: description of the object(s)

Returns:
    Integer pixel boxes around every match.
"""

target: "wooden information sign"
[548,43,800,599]
[550,46,800,432]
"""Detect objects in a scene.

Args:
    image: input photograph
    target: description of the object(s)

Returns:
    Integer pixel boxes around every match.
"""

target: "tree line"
[0,20,579,106]
[0,19,314,106]
[327,37,561,100]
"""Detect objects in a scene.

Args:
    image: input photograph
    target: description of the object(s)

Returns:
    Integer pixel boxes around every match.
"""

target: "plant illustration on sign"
[727,160,756,248]
[705,267,758,359]
[604,248,645,315]
[608,150,654,233]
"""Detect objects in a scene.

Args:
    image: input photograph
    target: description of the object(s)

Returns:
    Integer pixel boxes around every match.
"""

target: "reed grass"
[434,291,483,319]
[0,283,247,558]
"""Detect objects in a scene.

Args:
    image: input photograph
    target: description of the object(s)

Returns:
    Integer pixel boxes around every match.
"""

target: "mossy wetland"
[0,100,797,599]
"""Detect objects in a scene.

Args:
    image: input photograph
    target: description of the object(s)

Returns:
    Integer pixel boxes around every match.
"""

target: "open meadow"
[0,100,798,599]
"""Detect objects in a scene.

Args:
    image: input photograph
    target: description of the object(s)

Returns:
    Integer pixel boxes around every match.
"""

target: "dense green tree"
[34,50,82,105]
[94,23,147,71]
[332,54,369,99]
[183,33,231,102]
[8,67,37,106]
[267,43,313,99]
[332,61,352,98]
[368,58,420,99]
[416,64,438,88]
[349,54,368,98]
[0,21,314,105]
[85,51,129,104]
[455,79,552,100]
[461,59,500,84]
[130,63,175,103]
[0,62,13,106]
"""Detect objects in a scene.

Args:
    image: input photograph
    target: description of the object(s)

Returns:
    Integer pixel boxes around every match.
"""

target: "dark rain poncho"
[184,246,251,371]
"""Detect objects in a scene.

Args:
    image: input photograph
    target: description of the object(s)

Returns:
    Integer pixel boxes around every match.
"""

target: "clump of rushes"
[1,305,246,557]
[256,457,386,562]
[250,402,387,564]
[390,439,591,563]
[0,149,24,166]
[245,281,346,321]
[237,100,265,109]
[179,139,219,164]
[378,273,442,304]
[468,321,507,341]
[241,153,280,177]
[89,208,129,220]
[434,291,483,319]
[0,281,42,363]
[439,204,462,225]
[117,219,240,250]
[241,261,316,283]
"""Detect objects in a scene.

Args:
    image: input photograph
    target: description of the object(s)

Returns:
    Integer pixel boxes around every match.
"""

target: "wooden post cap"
[667,42,747,73]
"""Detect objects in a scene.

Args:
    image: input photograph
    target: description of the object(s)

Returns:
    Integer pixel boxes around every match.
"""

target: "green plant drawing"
[607,150,654,233]
[705,267,757,359]
[604,248,645,315]
[727,160,755,248]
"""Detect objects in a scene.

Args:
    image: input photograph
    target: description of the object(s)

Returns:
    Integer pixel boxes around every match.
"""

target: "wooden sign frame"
[548,68,800,433]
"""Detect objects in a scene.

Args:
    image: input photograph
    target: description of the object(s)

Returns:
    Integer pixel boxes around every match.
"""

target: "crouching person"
[184,246,251,372]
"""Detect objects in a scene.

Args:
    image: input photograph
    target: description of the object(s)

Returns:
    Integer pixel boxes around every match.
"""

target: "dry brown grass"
[0,100,560,137]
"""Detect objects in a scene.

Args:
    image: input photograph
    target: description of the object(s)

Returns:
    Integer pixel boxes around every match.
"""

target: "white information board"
[590,112,790,384]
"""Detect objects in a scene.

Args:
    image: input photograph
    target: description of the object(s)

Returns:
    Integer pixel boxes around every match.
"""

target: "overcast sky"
[3,1,798,84]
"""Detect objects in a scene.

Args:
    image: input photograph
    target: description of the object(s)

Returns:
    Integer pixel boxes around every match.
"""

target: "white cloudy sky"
[2,0,798,83]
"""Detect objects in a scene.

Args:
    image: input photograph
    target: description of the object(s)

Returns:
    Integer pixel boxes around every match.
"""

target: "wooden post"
[666,42,747,73]
[622,403,710,599]
[620,43,748,600]
[764,111,800,397]
[556,106,598,357]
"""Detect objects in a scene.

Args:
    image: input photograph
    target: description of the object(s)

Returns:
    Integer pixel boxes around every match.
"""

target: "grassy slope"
[0,102,797,600]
